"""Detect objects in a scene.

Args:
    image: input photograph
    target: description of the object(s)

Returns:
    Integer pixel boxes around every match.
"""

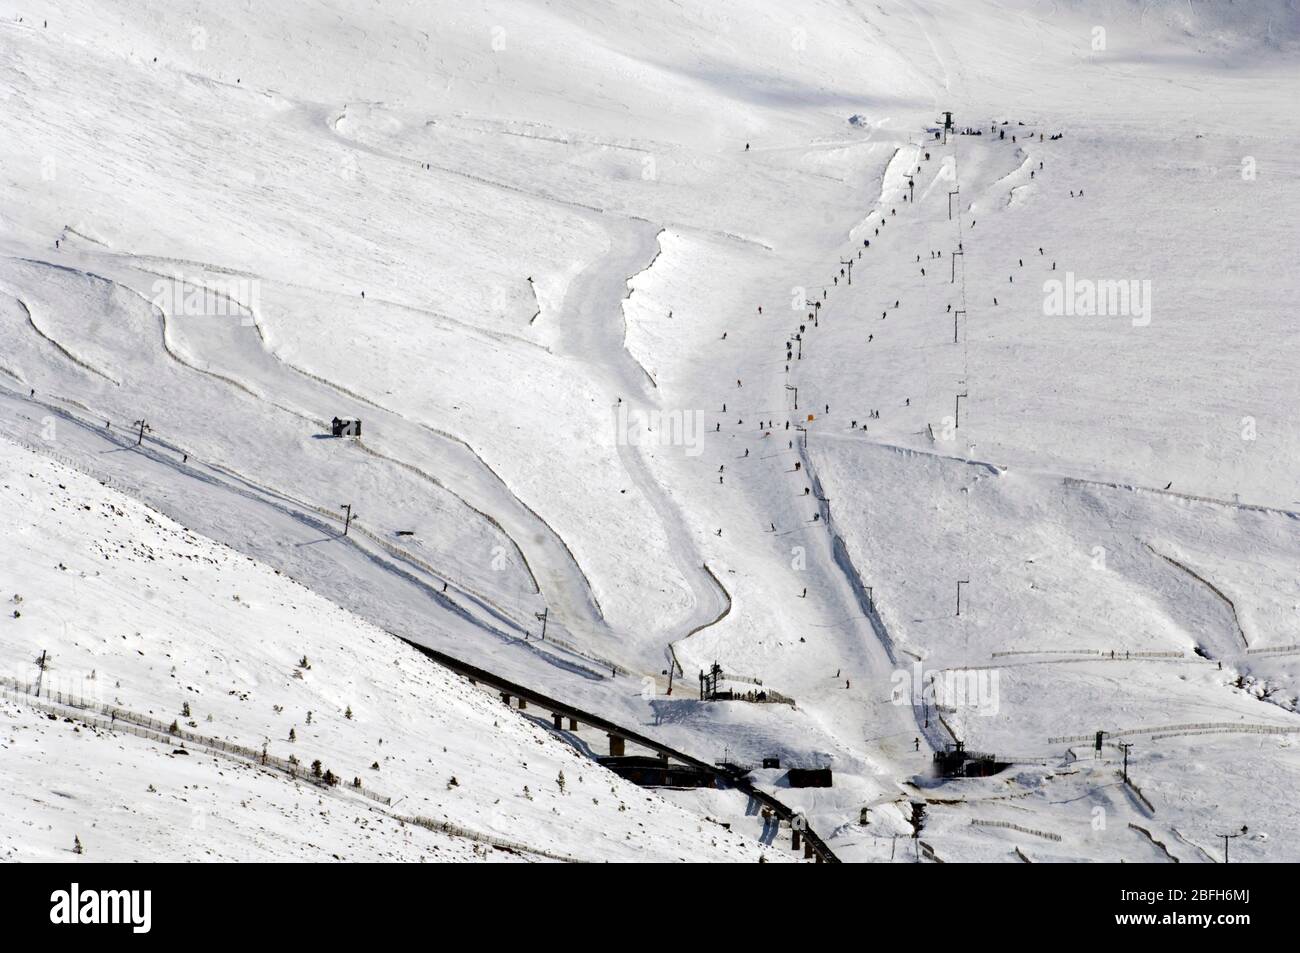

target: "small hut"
[331,417,361,437]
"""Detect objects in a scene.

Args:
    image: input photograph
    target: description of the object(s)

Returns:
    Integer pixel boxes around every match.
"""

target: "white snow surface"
[0,439,780,862]
[1,0,1299,861]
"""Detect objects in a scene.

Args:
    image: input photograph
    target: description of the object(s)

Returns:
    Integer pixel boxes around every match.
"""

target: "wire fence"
[0,677,392,806]
[970,818,1062,842]
[10,436,127,492]
[403,815,582,863]
[1145,543,1247,649]
[992,648,1185,659]
[1050,721,1300,744]
[992,648,1106,658]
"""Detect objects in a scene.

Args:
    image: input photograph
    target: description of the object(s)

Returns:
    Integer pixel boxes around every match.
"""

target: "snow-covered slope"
[0,437,779,862]
[1,0,1297,861]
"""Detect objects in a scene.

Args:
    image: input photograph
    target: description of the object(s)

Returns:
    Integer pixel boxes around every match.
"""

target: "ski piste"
[0,0,1295,895]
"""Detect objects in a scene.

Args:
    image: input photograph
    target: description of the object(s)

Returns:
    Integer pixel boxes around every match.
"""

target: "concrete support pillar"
[500,692,511,706]
[791,829,802,851]
[608,734,625,757]
[552,713,562,729]
[804,840,814,859]
[517,697,527,710]
[815,852,824,864]
[568,718,578,731]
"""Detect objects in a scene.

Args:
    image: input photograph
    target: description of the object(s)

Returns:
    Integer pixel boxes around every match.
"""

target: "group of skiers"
[697,121,1068,723]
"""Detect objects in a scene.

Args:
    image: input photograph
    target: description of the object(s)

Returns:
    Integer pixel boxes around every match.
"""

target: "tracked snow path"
[0,258,571,655]
[75,253,614,647]
[777,141,958,760]
[0,382,627,691]
[550,218,732,651]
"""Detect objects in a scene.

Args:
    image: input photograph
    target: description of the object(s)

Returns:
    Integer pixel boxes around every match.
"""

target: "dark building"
[933,741,1008,778]
[786,767,832,788]
[331,417,361,437]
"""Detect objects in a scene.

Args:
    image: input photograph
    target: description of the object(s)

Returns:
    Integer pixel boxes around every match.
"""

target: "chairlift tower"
[939,110,954,144]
